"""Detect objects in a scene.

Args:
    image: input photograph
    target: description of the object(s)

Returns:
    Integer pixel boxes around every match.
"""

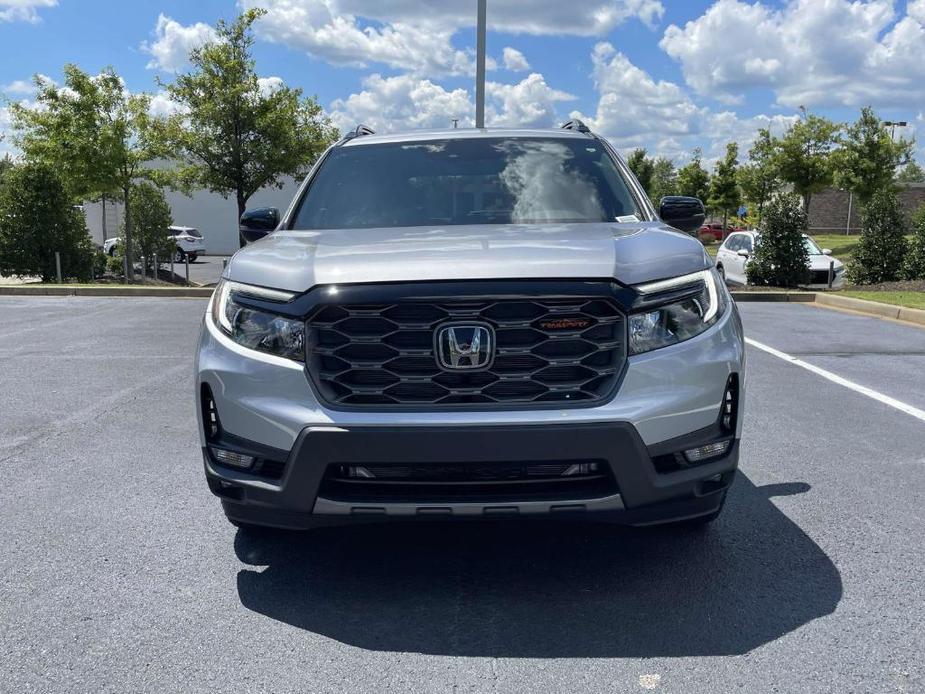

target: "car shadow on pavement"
[234,474,841,657]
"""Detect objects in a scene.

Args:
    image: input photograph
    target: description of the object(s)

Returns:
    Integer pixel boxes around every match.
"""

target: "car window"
[291,137,641,229]
[725,235,741,251]
[802,236,822,255]
[741,236,754,253]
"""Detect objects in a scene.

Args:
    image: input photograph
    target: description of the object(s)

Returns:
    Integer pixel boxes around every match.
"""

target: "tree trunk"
[237,190,247,249]
[123,184,135,282]
[722,210,729,240]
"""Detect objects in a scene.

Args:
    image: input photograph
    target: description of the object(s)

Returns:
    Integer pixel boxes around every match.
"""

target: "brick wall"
[808,183,925,234]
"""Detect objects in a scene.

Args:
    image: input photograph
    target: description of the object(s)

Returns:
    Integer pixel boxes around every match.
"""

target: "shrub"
[123,181,173,273]
[847,187,909,285]
[746,193,810,288]
[0,162,95,282]
[904,204,925,280]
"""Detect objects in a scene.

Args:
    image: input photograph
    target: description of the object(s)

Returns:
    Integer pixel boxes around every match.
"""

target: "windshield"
[803,236,823,255]
[291,137,641,229]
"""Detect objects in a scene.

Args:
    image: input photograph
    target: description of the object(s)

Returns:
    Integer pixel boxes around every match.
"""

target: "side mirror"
[239,207,280,244]
[822,248,832,255]
[659,196,706,234]
[737,249,750,258]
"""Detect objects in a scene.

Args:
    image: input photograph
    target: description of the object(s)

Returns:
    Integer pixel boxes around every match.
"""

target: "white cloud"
[579,43,705,147]
[660,0,925,108]
[329,71,575,133]
[329,74,473,133]
[240,0,664,76]
[257,76,285,97]
[142,14,217,73]
[486,74,575,128]
[147,91,186,118]
[0,0,56,23]
[573,43,798,165]
[502,47,530,72]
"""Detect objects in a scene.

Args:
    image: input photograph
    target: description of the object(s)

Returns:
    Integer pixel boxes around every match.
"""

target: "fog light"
[683,440,730,463]
[561,462,600,476]
[347,465,376,478]
[210,447,256,469]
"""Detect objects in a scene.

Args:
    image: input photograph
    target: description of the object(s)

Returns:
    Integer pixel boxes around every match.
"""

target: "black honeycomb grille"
[305,297,626,408]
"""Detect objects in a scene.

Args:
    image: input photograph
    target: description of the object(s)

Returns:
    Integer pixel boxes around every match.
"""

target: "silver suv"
[195,122,745,531]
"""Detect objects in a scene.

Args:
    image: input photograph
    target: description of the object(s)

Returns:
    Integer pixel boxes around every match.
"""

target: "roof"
[339,126,594,147]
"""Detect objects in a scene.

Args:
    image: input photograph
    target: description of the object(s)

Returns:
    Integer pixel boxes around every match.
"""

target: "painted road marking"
[745,337,925,424]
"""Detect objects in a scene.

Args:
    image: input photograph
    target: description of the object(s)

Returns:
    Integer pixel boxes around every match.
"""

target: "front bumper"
[196,288,745,528]
[206,422,739,529]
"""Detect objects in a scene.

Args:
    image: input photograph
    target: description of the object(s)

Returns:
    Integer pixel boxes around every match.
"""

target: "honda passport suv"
[196,121,745,530]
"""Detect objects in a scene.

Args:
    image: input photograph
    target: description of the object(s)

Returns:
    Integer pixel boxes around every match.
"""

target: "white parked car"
[715,231,845,289]
[103,226,205,262]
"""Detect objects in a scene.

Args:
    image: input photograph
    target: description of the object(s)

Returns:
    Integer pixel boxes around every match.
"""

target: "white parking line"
[745,337,925,423]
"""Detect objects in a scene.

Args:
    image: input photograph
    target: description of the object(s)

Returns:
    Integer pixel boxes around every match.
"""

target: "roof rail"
[339,124,376,144]
[561,119,591,133]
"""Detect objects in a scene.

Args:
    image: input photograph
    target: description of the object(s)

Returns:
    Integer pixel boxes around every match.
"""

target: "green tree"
[649,157,677,205]
[904,204,925,280]
[774,114,839,210]
[847,187,909,285]
[160,9,338,247]
[676,148,710,203]
[11,65,161,281]
[626,148,655,197]
[746,193,810,288]
[831,107,913,204]
[896,160,925,185]
[123,182,174,274]
[708,142,742,235]
[0,162,94,281]
[737,128,780,222]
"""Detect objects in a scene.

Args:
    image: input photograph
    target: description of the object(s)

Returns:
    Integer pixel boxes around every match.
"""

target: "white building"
[81,177,302,256]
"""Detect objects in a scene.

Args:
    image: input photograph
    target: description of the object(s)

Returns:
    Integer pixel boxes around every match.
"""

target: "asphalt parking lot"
[1,297,923,693]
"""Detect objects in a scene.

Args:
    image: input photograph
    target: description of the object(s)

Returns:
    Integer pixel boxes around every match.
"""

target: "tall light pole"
[475,0,487,129]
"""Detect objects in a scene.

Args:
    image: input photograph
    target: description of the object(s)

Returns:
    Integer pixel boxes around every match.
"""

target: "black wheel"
[175,249,186,263]
[187,253,198,263]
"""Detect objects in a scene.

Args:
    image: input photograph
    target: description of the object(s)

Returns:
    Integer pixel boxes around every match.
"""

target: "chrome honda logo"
[435,324,494,370]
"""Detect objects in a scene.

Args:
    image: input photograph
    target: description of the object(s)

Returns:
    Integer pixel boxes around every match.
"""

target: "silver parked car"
[196,122,746,531]
[716,230,845,288]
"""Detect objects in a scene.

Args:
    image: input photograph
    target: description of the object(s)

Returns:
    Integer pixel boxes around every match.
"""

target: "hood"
[225,222,711,292]
[808,254,844,271]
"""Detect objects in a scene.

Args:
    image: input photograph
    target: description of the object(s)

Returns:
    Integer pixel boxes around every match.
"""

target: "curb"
[0,285,213,298]
[814,293,925,327]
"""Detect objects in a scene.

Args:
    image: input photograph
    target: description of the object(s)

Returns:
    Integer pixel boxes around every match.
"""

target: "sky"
[1,0,924,167]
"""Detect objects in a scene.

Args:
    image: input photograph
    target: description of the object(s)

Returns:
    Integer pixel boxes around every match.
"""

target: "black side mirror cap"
[239,207,280,244]
[658,196,706,234]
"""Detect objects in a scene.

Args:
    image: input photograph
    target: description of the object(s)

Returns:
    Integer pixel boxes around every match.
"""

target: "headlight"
[628,269,727,355]
[210,280,304,361]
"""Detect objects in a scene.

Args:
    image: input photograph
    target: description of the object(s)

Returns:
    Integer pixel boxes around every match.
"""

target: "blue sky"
[2,0,923,164]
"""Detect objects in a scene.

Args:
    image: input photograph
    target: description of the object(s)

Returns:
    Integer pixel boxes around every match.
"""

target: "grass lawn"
[840,291,925,310]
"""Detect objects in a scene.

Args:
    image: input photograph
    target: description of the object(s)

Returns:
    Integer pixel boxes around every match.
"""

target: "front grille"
[810,269,833,285]
[319,460,617,503]
[305,296,626,408]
